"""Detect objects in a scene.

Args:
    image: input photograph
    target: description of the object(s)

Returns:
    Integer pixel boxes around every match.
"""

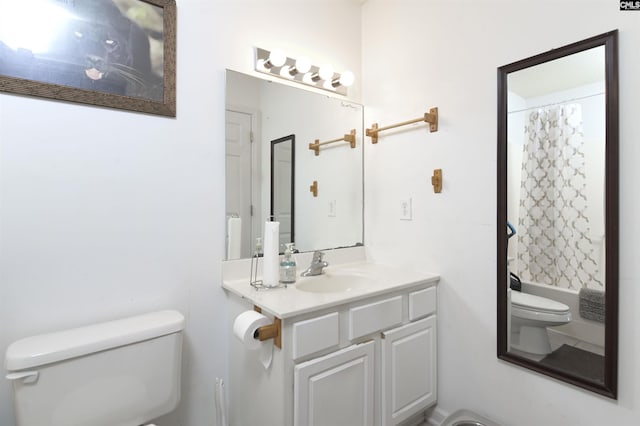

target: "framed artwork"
[0,0,176,116]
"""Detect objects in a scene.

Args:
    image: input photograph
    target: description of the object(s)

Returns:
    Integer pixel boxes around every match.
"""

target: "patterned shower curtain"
[516,104,602,290]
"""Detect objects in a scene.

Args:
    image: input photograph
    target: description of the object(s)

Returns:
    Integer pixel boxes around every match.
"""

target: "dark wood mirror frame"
[497,30,619,399]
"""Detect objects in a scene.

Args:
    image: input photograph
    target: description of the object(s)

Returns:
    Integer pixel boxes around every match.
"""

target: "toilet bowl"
[510,291,571,355]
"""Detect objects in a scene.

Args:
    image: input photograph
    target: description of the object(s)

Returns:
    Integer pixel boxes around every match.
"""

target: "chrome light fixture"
[255,47,354,95]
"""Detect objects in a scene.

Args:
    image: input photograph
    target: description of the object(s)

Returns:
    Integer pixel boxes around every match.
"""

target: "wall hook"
[431,169,443,193]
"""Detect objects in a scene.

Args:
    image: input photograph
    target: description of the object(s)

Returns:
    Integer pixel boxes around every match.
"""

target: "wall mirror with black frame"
[497,30,619,398]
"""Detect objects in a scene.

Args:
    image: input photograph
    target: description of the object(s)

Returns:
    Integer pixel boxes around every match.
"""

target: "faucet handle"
[312,251,325,262]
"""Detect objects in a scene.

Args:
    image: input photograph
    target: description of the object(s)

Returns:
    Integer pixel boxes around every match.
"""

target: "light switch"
[329,200,337,217]
[400,198,412,221]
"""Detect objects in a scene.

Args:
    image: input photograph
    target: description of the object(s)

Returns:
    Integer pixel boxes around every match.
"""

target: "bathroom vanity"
[222,249,439,426]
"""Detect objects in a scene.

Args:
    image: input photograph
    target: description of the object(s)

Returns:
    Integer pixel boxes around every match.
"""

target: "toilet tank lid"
[5,310,185,371]
[511,291,570,313]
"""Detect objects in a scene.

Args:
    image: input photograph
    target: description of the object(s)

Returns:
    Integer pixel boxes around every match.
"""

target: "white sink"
[296,271,374,293]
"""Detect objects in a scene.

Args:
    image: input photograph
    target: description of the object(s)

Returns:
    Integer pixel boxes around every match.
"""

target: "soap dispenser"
[279,243,297,284]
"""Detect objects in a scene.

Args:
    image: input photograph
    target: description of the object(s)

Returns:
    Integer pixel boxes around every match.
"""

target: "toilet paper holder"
[253,306,282,349]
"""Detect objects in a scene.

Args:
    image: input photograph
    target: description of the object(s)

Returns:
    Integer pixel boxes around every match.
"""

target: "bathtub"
[520,280,604,347]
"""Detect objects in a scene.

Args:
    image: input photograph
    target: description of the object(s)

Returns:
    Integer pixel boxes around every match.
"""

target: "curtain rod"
[507,92,605,115]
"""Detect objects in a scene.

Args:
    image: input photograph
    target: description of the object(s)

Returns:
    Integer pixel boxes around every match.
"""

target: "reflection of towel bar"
[309,129,356,156]
[367,107,438,144]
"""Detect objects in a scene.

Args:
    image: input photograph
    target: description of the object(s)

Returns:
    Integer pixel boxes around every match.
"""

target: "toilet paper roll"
[233,310,271,351]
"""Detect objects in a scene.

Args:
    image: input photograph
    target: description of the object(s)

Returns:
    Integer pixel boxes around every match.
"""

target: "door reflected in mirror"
[497,31,618,398]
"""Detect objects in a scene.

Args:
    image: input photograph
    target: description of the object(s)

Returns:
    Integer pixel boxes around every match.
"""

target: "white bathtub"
[520,280,605,347]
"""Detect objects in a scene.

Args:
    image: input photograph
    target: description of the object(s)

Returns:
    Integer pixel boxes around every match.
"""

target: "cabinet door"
[294,340,375,426]
[381,316,437,425]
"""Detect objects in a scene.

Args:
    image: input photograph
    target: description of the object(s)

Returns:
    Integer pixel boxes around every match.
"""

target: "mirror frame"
[497,30,619,399]
[270,134,296,249]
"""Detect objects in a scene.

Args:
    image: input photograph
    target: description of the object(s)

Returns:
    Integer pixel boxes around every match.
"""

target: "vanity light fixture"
[255,47,354,95]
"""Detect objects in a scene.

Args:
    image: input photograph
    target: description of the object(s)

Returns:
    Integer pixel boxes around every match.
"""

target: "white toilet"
[5,310,184,426]
[510,291,571,355]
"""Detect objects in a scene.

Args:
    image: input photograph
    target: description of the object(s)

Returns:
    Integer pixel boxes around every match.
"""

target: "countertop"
[222,260,439,319]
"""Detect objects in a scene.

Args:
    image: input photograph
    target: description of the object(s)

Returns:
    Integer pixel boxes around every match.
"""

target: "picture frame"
[0,0,176,117]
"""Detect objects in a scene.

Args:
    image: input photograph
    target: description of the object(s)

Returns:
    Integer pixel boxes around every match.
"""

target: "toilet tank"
[5,310,184,426]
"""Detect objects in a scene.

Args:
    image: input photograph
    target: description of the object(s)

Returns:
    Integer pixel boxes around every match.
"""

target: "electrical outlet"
[400,198,412,220]
[329,200,337,217]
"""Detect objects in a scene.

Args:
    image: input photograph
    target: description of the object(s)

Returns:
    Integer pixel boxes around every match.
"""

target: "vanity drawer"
[292,312,339,360]
[409,286,437,321]
[348,296,403,340]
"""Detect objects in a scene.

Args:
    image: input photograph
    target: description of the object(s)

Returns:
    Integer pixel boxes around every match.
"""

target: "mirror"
[225,70,364,260]
[270,135,295,247]
[497,31,619,398]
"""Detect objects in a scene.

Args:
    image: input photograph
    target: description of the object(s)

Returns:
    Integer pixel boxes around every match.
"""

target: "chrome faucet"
[301,251,329,277]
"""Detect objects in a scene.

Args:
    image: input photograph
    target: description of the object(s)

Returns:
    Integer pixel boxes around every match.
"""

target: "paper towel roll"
[233,310,271,350]
[262,221,280,287]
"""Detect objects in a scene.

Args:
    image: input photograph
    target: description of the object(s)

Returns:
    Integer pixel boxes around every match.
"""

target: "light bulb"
[302,72,317,85]
[280,65,294,78]
[268,48,287,67]
[323,80,336,90]
[256,58,269,72]
[295,56,312,74]
[318,64,334,81]
[339,71,354,87]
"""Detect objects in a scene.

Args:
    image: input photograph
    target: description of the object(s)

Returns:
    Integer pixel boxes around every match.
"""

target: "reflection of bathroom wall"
[507,82,606,288]
[260,82,363,252]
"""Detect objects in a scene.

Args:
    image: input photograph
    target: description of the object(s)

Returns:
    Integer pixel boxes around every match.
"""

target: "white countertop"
[222,260,439,319]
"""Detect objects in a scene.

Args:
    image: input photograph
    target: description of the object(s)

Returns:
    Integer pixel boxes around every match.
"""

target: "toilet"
[5,310,184,426]
[510,291,571,355]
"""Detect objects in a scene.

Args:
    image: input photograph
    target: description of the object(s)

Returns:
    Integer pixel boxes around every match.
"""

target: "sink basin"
[296,271,374,293]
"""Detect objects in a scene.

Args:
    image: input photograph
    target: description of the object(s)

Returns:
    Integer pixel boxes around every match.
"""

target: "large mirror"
[497,31,618,398]
[225,70,364,260]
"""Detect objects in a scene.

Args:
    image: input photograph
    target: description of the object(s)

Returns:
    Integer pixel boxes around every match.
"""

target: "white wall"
[0,1,361,425]
[362,1,639,425]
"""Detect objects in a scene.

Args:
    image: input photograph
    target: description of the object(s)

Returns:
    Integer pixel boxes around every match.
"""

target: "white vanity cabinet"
[226,280,438,426]
[294,340,375,426]
[381,316,437,425]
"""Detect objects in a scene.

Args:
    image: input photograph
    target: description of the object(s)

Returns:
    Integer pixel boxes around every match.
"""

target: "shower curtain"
[516,104,602,290]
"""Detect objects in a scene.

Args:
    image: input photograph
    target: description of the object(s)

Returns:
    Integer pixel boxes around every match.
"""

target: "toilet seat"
[511,292,571,323]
